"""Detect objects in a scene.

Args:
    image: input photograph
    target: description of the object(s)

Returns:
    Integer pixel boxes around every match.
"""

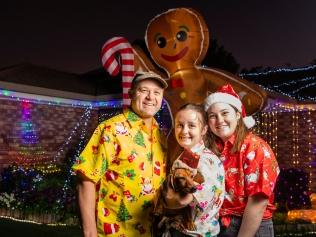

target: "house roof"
[0,63,121,100]
[240,65,316,103]
[2,63,316,104]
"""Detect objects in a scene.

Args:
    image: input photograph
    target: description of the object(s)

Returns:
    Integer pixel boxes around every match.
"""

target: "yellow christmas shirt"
[72,109,167,236]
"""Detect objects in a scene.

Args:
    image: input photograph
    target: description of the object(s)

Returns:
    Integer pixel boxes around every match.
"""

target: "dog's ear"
[153,186,164,215]
[193,171,204,184]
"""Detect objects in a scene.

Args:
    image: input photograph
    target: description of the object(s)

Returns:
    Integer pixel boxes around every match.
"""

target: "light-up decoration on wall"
[255,107,278,158]
[0,104,95,223]
[287,193,316,224]
[17,100,48,165]
[292,108,299,166]
[21,101,38,144]
[307,110,313,188]
[260,102,316,193]
[52,106,92,163]
[59,106,92,209]
[287,209,316,223]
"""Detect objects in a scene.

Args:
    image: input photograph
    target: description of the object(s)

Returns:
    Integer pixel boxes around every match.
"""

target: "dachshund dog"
[153,167,204,235]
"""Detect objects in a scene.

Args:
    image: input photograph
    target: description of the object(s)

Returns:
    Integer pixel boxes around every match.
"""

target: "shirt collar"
[216,134,236,152]
[190,141,205,153]
[124,108,167,148]
[123,108,160,132]
[123,108,144,128]
[225,134,236,147]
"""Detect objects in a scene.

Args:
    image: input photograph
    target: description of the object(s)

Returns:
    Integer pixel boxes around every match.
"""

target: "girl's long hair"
[207,106,250,156]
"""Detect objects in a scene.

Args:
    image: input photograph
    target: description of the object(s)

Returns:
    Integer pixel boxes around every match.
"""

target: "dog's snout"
[190,186,197,193]
[172,168,199,195]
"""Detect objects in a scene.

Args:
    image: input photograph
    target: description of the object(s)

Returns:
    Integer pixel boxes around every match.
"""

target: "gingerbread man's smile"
[161,46,189,62]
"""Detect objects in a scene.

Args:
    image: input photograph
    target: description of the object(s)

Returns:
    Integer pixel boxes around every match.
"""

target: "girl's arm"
[77,175,98,237]
[238,137,279,237]
[237,194,269,237]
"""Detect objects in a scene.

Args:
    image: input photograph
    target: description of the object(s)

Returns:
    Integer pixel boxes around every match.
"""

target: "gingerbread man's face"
[145,8,209,75]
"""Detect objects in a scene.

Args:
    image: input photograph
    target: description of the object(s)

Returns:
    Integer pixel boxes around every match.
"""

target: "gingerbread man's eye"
[156,37,166,48]
[176,30,187,42]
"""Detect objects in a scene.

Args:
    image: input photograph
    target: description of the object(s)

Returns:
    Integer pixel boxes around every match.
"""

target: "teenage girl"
[164,103,225,237]
[204,84,279,237]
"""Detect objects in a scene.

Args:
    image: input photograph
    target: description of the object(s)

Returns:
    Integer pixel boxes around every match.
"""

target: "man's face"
[130,79,164,119]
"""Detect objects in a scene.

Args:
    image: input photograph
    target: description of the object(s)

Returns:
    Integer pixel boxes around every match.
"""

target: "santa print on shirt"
[172,142,225,236]
[219,133,280,219]
[72,109,167,236]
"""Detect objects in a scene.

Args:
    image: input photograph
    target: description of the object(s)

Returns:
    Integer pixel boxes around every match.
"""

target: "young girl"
[164,103,225,237]
[204,84,279,237]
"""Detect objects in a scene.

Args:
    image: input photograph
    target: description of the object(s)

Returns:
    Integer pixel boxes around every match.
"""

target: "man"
[72,71,168,237]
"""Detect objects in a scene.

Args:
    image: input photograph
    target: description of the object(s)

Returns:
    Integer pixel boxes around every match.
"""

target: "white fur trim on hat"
[204,92,243,112]
[204,92,256,128]
[243,116,256,129]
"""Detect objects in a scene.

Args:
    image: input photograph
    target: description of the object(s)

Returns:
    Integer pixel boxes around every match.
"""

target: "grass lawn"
[0,218,83,237]
[2,217,316,237]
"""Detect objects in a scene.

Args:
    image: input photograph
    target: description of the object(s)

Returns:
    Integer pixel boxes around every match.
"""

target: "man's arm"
[77,174,98,237]
[237,194,269,237]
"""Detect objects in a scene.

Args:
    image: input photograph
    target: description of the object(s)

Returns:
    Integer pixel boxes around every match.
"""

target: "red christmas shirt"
[218,133,280,220]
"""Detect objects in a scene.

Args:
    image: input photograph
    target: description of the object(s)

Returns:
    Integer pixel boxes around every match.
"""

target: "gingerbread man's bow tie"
[171,78,184,88]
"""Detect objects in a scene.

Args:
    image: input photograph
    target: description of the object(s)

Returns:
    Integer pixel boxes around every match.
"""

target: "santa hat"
[204,84,256,128]
[173,149,200,175]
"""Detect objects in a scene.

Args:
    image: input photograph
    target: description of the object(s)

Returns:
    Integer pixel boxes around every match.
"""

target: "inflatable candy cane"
[101,37,135,108]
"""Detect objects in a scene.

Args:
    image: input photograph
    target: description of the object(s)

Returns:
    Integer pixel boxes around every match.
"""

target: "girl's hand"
[164,186,194,209]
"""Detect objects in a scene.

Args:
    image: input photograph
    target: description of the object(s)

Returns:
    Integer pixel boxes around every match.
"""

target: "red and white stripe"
[103,223,120,234]
[105,170,118,181]
[154,161,161,176]
[101,37,135,108]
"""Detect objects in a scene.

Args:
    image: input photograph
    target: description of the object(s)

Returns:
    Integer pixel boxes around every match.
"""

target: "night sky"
[1,0,316,74]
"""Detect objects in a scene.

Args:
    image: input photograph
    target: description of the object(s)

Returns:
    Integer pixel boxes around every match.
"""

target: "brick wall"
[256,110,316,192]
[0,99,99,171]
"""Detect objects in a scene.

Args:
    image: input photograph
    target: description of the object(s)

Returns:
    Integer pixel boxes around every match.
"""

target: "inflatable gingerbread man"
[142,8,266,116]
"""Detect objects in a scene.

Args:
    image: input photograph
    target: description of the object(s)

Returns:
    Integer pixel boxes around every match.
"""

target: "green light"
[3,90,10,96]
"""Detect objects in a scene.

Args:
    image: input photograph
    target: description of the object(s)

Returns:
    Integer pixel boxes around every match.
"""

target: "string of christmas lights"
[306,109,313,191]
[240,64,316,101]
[17,100,49,165]
[51,106,92,164]
[259,102,316,193]
[262,85,316,102]
[57,106,92,210]
[270,76,315,88]
[0,88,122,108]
[239,64,316,77]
